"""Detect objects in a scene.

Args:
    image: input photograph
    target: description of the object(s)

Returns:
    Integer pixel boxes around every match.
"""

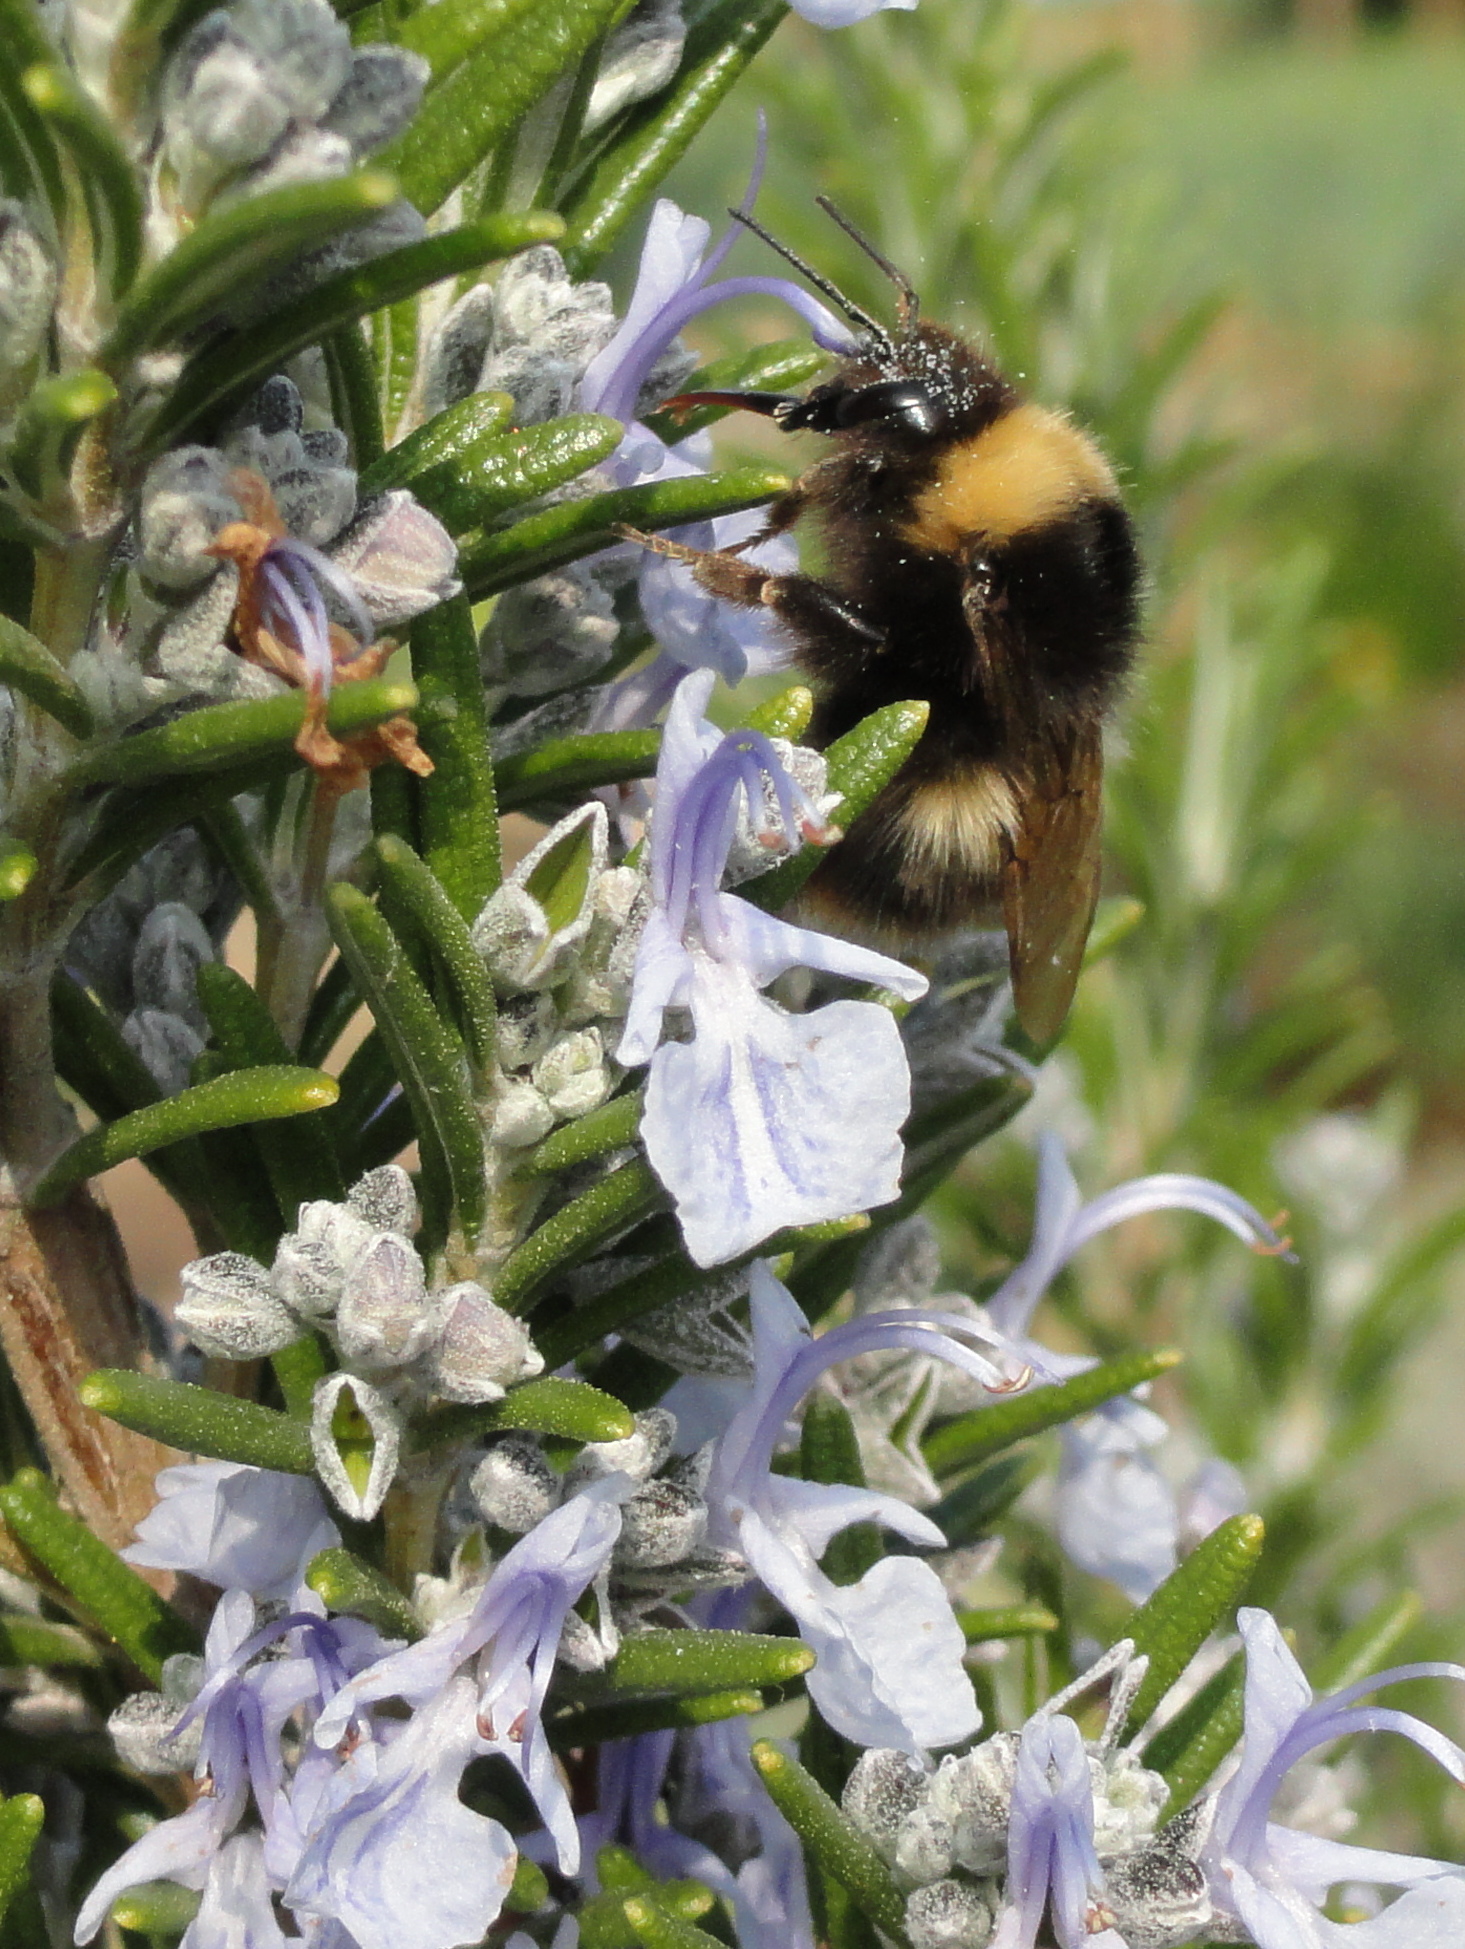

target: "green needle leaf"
[374,835,498,1069]
[622,1895,725,1949]
[459,464,789,598]
[385,413,623,535]
[1143,1651,1245,1815]
[80,1371,314,1475]
[598,1629,814,1697]
[69,679,418,788]
[410,593,503,917]
[549,1688,764,1750]
[0,613,93,738]
[561,0,788,276]
[742,700,931,913]
[0,1794,44,1932]
[325,884,487,1248]
[413,1376,635,1454]
[384,0,633,215]
[957,1602,1061,1642]
[359,390,516,500]
[305,1547,422,1641]
[921,1348,1183,1477]
[495,729,662,814]
[30,1066,339,1206]
[398,0,540,76]
[9,368,117,501]
[103,170,399,365]
[750,1742,910,1947]
[1310,1589,1422,1693]
[492,1157,665,1314]
[142,213,562,452]
[21,62,144,297]
[0,1616,103,1668]
[0,1470,198,1681]
[522,1089,643,1175]
[108,1880,202,1936]
[743,684,815,741]
[1123,1513,1266,1736]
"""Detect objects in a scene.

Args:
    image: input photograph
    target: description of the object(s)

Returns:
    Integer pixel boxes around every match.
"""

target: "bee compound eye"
[834,379,944,437]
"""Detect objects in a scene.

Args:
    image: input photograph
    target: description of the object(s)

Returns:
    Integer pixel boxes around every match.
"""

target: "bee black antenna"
[814,196,920,330]
[728,206,893,352]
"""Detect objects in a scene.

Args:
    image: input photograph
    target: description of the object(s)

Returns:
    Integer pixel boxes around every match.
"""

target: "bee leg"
[761,573,885,650]
[615,527,773,607]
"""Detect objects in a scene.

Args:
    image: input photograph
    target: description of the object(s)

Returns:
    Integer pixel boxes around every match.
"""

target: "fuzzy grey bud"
[1097,1802,1216,1949]
[905,1879,996,1949]
[480,568,620,698]
[567,1408,676,1492]
[176,1252,299,1359]
[346,1164,418,1237]
[533,1027,612,1123]
[843,1748,930,1862]
[108,1693,199,1776]
[421,284,497,416]
[131,903,214,1030]
[613,1479,707,1569]
[137,447,243,589]
[311,1373,400,1521]
[326,490,460,627]
[853,1215,942,1313]
[423,1283,542,1404]
[494,994,558,1072]
[478,246,616,425]
[1091,1747,1168,1856]
[224,424,356,547]
[293,1196,375,1279]
[0,201,55,401]
[321,45,428,156]
[587,0,685,131]
[470,1435,560,1533]
[123,1008,205,1097]
[334,1233,438,1369]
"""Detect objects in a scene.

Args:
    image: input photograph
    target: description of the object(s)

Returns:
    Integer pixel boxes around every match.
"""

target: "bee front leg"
[618,528,885,653]
[616,526,772,607]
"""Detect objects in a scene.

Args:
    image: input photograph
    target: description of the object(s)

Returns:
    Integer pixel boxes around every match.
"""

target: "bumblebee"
[638,200,1140,1044]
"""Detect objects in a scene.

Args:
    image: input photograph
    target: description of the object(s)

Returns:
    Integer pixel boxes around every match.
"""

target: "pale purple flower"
[180,1833,286,1949]
[991,1712,1124,1949]
[121,1461,338,1600]
[312,1475,632,1879]
[988,1136,1289,1599]
[618,671,928,1266]
[75,1589,392,1943]
[705,1262,1028,1753]
[287,1676,517,1949]
[1203,1608,1465,1947]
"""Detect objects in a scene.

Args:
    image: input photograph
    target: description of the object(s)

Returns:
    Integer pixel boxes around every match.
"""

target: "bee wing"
[1001,721,1104,1045]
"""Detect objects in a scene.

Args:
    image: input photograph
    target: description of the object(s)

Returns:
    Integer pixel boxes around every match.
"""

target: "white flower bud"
[108,1693,200,1775]
[566,1408,675,1492]
[495,994,558,1072]
[905,1879,996,1949]
[311,1373,400,1521]
[346,1164,418,1237]
[479,246,616,424]
[1091,1747,1167,1856]
[490,1078,555,1149]
[469,1435,560,1533]
[1099,1802,1216,1949]
[176,1252,299,1359]
[293,1197,375,1278]
[423,1283,542,1404]
[421,284,497,416]
[533,1027,612,1122]
[335,1233,439,1369]
[843,1748,930,1862]
[327,489,460,627]
[613,1480,707,1569]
